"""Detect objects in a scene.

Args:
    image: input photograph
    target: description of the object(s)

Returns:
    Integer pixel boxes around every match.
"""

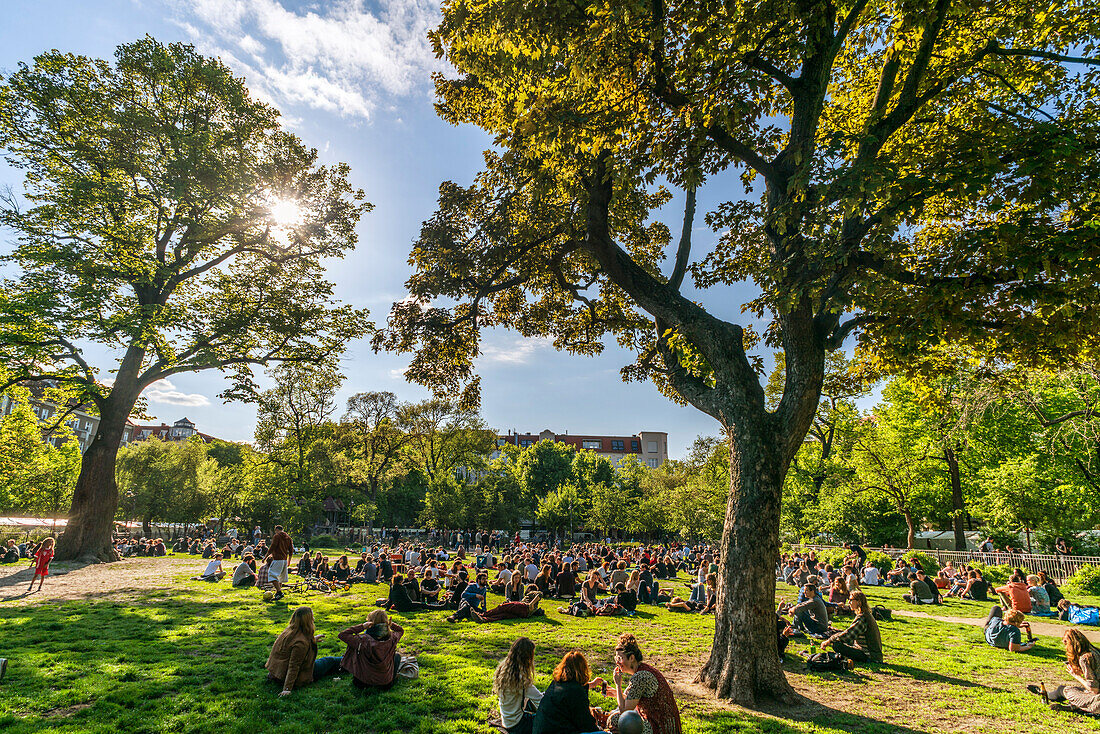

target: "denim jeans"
[313,656,342,679]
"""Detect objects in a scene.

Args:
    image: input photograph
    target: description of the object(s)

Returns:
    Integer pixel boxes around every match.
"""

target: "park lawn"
[0,561,1096,734]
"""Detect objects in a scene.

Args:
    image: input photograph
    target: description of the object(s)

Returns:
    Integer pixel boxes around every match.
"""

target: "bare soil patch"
[0,556,195,604]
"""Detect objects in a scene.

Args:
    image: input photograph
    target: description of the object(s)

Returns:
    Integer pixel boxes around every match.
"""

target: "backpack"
[1068,605,1100,626]
[806,652,849,672]
[872,605,892,622]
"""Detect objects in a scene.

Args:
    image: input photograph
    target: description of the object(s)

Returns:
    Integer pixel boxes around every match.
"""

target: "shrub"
[308,535,341,548]
[1066,564,1100,596]
[864,551,894,576]
[903,550,940,577]
[815,547,849,569]
[968,561,1012,586]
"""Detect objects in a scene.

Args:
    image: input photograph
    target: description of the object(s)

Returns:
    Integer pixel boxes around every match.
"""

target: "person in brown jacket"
[339,609,404,689]
[265,606,341,696]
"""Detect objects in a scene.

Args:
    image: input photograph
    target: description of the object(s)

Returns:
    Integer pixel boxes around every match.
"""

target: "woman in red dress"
[30,537,54,592]
[607,633,682,734]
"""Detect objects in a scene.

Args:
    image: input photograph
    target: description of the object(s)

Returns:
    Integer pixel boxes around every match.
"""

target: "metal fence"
[793,544,1100,583]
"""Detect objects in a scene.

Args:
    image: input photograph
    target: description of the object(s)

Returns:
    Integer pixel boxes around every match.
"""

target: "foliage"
[0,389,80,515]
[967,562,1014,587]
[0,37,371,558]
[1065,564,1100,597]
[902,551,941,579]
[116,438,216,533]
[864,551,894,577]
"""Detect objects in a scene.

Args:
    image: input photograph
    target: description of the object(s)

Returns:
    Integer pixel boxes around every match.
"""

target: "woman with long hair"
[829,574,850,605]
[822,590,883,664]
[338,608,405,689]
[494,637,543,734]
[532,651,606,734]
[1029,629,1100,714]
[507,569,527,602]
[606,633,682,734]
[265,606,341,695]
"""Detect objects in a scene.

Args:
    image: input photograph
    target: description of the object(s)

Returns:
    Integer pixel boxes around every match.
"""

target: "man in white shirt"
[200,554,225,581]
[862,565,881,586]
[525,560,539,581]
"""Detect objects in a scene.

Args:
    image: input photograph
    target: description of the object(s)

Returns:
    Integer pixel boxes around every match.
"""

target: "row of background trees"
[4,353,1100,553]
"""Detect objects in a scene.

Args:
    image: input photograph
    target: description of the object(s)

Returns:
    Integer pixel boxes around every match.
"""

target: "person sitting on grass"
[884,559,909,586]
[4,540,20,564]
[476,586,544,623]
[604,633,682,734]
[983,606,1035,653]
[198,552,225,582]
[789,582,830,636]
[996,573,1033,614]
[555,561,579,600]
[495,637,544,734]
[902,573,934,605]
[437,570,469,610]
[616,581,638,613]
[265,606,341,696]
[1027,574,1052,614]
[861,562,881,586]
[697,574,718,615]
[1028,629,1100,715]
[492,562,516,593]
[447,572,488,622]
[916,570,942,605]
[821,591,883,665]
[232,554,257,587]
[506,571,528,602]
[1037,571,1064,607]
[829,575,849,606]
[531,650,606,734]
[419,574,442,603]
[338,609,405,691]
[381,573,429,613]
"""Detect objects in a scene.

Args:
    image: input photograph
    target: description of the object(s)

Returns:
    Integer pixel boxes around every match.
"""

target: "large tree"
[0,38,370,561]
[378,0,1100,703]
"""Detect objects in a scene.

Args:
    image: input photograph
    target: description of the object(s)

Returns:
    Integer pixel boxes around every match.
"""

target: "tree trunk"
[904,510,916,549]
[55,393,135,562]
[945,446,966,551]
[697,423,795,706]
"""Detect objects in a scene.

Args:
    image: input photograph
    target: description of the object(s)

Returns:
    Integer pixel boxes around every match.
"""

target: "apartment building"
[0,380,101,453]
[494,429,670,468]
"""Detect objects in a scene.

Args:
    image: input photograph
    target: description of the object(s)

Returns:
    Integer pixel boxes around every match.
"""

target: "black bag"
[806,652,849,671]
[872,605,892,621]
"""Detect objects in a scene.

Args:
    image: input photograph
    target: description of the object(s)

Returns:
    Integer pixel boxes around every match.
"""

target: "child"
[29,537,54,591]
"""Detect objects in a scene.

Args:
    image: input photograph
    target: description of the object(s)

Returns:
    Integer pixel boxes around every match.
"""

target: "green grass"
[1,561,1099,733]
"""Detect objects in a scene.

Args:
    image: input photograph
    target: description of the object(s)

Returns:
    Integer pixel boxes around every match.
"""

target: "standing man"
[268,525,293,601]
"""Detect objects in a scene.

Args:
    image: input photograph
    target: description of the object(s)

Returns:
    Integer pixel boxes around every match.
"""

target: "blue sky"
[0,0,776,457]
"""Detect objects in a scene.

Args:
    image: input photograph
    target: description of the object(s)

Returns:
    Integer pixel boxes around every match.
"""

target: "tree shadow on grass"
[704,697,957,734]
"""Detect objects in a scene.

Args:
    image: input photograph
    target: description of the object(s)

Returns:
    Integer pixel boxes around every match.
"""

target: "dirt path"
[0,556,195,605]
[892,608,1099,643]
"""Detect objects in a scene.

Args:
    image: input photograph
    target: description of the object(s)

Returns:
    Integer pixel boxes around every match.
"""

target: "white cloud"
[143,379,211,407]
[170,0,443,120]
[479,337,552,365]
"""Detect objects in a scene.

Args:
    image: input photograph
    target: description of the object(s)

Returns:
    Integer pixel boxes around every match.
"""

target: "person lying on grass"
[265,606,341,696]
[474,587,544,623]
[984,606,1035,652]
[339,609,405,690]
[821,591,883,665]
[1027,628,1100,715]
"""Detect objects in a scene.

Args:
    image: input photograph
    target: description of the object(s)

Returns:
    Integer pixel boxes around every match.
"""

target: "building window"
[648,441,658,453]
[497,438,506,446]
[520,439,533,447]
[611,440,624,451]
[631,440,640,451]
[582,440,602,450]
[647,458,659,468]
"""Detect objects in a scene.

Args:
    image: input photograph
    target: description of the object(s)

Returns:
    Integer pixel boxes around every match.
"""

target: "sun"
[267,198,304,229]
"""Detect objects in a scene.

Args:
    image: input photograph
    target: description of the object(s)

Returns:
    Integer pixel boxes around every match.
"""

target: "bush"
[308,535,342,549]
[968,561,1012,586]
[903,550,940,577]
[864,551,894,576]
[815,547,849,569]
[1066,564,1100,596]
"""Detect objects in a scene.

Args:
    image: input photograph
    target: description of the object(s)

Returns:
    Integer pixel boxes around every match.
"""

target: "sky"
[0,0,786,458]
